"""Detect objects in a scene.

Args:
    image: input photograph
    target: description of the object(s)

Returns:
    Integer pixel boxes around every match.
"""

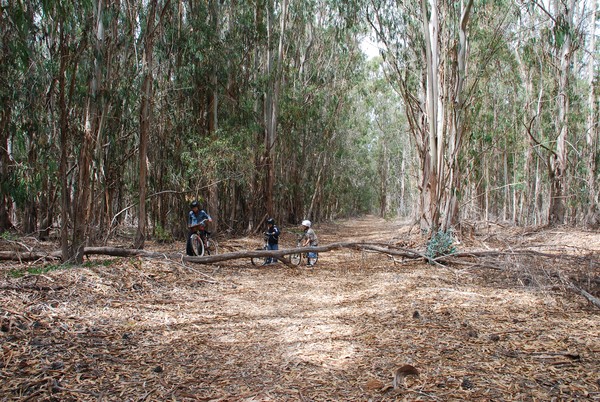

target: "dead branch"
[569,282,600,309]
[2,243,599,271]
[0,250,62,262]
[0,242,422,264]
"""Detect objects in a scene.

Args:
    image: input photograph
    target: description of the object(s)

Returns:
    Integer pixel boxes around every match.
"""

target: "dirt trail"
[1,216,599,401]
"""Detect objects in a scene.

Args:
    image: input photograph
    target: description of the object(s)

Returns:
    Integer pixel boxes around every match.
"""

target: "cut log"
[0,242,422,264]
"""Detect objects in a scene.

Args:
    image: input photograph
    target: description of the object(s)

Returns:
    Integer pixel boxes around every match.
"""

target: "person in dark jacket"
[264,217,280,264]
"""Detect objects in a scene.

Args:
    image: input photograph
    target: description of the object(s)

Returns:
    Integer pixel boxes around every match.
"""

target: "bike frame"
[250,234,270,266]
[290,236,318,266]
[190,220,217,256]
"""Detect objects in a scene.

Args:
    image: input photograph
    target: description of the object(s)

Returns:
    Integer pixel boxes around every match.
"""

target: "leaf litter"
[1,216,599,401]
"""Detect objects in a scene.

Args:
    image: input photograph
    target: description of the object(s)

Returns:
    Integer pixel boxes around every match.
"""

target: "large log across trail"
[0,242,425,264]
[2,242,600,269]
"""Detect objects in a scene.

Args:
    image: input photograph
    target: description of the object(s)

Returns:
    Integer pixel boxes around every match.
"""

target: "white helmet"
[301,220,312,228]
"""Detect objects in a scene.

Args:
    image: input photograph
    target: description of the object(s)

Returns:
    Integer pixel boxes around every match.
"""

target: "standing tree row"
[363,0,598,232]
[0,0,597,262]
[0,0,383,262]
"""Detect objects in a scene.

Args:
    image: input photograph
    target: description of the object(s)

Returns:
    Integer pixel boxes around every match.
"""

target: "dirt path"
[1,216,599,401]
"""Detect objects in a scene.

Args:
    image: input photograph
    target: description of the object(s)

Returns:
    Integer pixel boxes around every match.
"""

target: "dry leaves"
[1,217,599,401]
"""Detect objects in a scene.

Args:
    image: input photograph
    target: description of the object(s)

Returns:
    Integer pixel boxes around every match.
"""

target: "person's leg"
[271,243,278,263]
[186,232,194,256]
[200,231,208,248]
[266,243,276,263]
[307,246,316,266]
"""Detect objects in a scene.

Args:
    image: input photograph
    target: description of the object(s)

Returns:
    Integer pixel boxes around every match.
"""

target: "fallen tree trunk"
[3,243,598,266]
[0,242,423,264]
[2,244,599,269]
[570,284,600,309]
[0,250,62,262]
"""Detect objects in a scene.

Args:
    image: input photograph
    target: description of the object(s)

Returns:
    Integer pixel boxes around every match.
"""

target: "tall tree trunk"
[0,99,13,231]
[135,0,159,249]
[442,0,473,232]
[263,0,288,217]
[73,102,95,262]
[72,0,106,263]
[58,23,73,262]
[584,0,598,227]
[0,2,16,232]
[420,0,441,232]
[548,0,575,225]
[208,0,219,136]
[208,0,220,231]
[379,143,388,218]
[248,0,264,232]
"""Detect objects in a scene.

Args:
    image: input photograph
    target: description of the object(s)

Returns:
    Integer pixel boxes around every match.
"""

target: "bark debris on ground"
[1,216,599,401]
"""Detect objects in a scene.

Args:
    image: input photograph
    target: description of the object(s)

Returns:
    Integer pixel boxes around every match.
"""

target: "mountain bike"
[190,220,218,256]
[250,234,271,266]
[290,236,318,266]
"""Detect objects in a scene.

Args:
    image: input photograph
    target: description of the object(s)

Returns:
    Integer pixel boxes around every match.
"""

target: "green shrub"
[8,259,115,278]
[83,259,115,268]
[425,229,457,263]
[154,224,173,244]
[8,263,68,278]
[1,231,17,241]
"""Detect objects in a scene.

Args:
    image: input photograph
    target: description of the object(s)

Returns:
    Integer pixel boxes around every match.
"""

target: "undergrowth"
[7,259,115,278]
[425,229,457,262]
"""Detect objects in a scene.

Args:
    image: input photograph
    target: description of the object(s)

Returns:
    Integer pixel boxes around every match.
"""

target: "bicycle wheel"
[290,252,302,266]
[307,251,318,266]
[250,247,268,266]
[191,234,205,256]
[205,238,218,255]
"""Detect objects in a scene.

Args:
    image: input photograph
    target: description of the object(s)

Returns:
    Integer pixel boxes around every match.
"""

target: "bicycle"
[251,233,276,266]
[190,220,218,257]
[290,236,318,267]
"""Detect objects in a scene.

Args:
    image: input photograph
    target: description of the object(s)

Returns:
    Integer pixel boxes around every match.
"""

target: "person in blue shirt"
[264,217,280,264]
[186,200,212,256]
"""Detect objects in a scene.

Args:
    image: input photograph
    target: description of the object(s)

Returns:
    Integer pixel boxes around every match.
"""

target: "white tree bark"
[548,0,575,225]
[585,0,598,226]
[420,0,473,232]
[420,0,441,232]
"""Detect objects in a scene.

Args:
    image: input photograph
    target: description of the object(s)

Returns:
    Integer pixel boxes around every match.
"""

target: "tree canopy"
[0,0,598,261]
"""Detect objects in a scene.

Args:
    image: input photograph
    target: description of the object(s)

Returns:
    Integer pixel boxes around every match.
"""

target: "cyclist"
[264,217,280,264]
[186,200,212,256]
[300,219,318,266]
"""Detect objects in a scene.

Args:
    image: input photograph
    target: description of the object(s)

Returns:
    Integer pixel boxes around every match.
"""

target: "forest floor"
[1,216,600,401]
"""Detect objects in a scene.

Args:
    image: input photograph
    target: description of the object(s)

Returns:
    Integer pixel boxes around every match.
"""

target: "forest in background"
[0,0,598,263]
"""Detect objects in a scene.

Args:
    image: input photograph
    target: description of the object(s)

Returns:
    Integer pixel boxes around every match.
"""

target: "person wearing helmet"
[264,217,280,264]
[186,200,213,256]
[300,220,318,246]
[300,219,318,266]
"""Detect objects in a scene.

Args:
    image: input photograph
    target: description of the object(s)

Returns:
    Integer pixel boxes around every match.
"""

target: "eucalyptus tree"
[512,7,547,225]
[0,1,29,231]
[273,1,376,222]
[360,57,414,218]
[365,0,494,232]
[263,0,289,217]
[510,1,591,225]
[0,1,61,235]
[538,0,578,225]
[584,0,598,227]
[69,0,109,261]
[0,1,92,261]
[135,0,171,249]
